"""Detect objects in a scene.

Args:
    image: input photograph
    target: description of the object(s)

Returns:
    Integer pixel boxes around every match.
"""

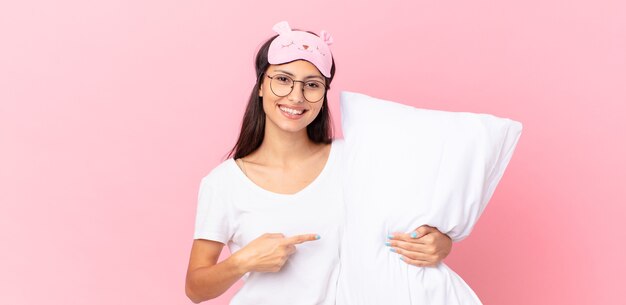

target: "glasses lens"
[303,80,326,103]
[269,74,293,97]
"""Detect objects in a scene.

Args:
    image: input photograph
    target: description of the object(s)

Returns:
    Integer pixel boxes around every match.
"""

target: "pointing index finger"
[285,234,321,245]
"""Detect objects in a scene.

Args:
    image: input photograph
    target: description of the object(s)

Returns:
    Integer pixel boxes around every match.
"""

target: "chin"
[278,122,309,134]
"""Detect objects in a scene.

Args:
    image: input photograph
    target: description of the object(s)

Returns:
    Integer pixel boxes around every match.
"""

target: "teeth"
[279,106,304,115]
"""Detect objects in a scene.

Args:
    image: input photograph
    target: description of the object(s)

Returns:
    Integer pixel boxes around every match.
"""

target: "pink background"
[1,0,625,304]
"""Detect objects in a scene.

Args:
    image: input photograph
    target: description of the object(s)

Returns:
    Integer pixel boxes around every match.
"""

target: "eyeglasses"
[265,73,327,103]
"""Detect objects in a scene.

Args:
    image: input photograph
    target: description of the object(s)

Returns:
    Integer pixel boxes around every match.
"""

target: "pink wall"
[1,0,625,304]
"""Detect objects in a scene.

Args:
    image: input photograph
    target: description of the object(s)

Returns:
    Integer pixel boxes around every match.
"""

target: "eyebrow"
[273,69,325,81]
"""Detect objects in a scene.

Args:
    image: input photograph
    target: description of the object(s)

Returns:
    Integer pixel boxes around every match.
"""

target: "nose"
[287,81,306,103]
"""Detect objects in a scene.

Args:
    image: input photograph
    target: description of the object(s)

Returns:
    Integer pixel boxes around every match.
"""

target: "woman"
[185,21,452,304]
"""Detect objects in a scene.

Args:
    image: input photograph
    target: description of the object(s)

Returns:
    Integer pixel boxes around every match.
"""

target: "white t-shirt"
[194,139,344,305]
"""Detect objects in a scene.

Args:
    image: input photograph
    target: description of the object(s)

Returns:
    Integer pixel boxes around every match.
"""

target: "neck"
[255,121,319,167]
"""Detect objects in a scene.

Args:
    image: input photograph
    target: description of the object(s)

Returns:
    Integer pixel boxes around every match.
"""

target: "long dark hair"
[227,33,337,160]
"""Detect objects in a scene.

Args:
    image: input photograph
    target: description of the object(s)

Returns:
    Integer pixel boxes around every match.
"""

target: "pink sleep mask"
[267,21,334,78]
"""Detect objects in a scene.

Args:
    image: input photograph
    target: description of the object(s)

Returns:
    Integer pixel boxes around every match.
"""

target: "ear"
[258,84,263,97]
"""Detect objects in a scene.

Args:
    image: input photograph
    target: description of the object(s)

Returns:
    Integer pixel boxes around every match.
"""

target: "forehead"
[266,60,324,79]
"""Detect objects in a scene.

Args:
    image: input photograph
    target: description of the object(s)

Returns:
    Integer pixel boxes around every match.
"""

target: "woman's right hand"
[232,233,319,273]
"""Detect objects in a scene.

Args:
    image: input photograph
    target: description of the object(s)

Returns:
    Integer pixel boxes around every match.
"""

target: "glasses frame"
[265,73,327,103]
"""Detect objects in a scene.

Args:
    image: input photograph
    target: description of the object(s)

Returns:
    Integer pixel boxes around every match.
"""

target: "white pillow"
[336,91,522,305]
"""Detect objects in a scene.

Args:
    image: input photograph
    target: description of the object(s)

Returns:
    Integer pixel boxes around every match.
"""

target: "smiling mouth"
[278,105,307,115]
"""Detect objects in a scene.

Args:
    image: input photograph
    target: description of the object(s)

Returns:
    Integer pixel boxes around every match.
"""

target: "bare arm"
[185,233,319,303]
[185,239,246,303]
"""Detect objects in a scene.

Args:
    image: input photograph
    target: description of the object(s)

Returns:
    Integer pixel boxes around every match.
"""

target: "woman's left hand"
[386,225,452,267]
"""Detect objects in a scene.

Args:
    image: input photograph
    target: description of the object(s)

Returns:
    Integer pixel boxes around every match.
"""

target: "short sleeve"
[193,174,233,244]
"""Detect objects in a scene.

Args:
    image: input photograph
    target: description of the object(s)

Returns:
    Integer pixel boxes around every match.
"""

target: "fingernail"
[387,233,394,239]
[390,248,396,253]
[399,256,404,261]
[315,234,321,240]
[384,242,391,246]
[410,231,418,238]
